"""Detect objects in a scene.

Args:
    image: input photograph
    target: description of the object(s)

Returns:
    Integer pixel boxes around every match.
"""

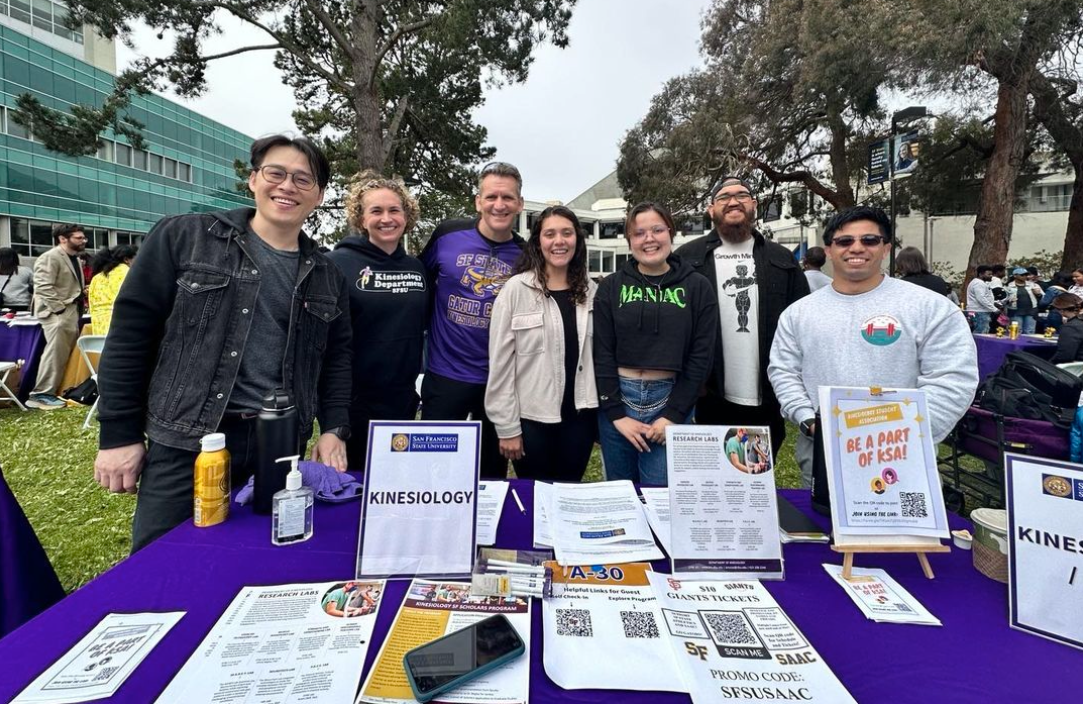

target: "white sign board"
[357,421,480,578]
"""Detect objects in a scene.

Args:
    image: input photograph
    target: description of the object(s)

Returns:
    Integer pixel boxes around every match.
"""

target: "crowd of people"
[964,261,1083,342]
[50,134,984,553]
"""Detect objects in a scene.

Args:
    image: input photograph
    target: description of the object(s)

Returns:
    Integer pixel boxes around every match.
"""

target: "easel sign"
[1005,453,1083,651]
[355,421,480,579]
[819,387,950,578]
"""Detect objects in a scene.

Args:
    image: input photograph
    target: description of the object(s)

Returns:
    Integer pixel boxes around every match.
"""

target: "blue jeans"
[1010,314,1036,335]
[971,312,992,334]
[598,377,684,486]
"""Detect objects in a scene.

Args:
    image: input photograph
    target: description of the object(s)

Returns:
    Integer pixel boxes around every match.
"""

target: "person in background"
[28,224,87,409]
[1070,268,1083,298]
[1050,293,1083,364]
[0,247,33,312]
[802,246,832,292]
[1038,271,1073,333]
[594,202,718,486]
[896,246,951,296]
[966,265,998,333]
[1006,266,1043,334]
[88,245,137,336]
[326,171,427,470]
[486,205,598,482]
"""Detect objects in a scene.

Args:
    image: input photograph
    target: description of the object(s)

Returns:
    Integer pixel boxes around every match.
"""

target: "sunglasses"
[829,234,887,248]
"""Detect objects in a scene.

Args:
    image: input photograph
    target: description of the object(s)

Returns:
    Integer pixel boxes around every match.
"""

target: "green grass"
[0,404,804,593]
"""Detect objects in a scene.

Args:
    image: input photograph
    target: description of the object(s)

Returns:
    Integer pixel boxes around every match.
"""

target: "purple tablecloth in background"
[0,480,1077,702]
[974,333,1057,383]
[0,465,65,638]
[0,323,45,401]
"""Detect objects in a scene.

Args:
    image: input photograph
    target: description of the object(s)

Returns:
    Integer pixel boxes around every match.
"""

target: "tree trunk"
[1062,163,1083,272]
[352,5,384,171]
[965,75,1030,283]
[826,105,856,208]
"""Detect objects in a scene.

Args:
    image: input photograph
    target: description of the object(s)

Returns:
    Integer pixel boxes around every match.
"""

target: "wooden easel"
[831,542,951,579]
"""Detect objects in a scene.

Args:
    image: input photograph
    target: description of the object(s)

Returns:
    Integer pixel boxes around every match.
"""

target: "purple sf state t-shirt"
[421,218,524,384]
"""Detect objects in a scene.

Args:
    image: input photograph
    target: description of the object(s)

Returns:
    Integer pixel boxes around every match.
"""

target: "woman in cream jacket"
[485,205,598,481]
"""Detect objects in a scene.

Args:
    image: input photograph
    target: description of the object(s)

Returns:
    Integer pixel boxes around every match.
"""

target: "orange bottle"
[194,433,230,527]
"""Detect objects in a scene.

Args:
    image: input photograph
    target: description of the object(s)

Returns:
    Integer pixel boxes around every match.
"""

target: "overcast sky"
[116,1,709,203]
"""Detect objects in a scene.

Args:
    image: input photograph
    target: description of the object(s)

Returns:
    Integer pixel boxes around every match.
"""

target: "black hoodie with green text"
[593,254,718,422]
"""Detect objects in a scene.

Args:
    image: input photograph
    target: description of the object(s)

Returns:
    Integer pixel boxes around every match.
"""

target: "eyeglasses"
[256,165,318,191]
[632,225,670,238]
[829,234,887,248]
[714,192,753,204]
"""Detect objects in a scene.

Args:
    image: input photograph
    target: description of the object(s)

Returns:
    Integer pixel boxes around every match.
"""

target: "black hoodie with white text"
[327,234,428,397]
[593,254,718,422]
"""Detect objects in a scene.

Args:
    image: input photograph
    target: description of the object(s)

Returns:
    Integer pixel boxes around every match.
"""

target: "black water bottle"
[254,389,299,515]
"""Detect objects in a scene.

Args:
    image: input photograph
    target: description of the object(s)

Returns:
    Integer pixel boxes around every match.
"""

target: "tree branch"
[298,0,357,60]
[371,17,439,89]
[382,95,410,163]
[742,154,844,209]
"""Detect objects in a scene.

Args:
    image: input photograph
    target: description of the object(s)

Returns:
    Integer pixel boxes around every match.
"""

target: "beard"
[715,208,754,243]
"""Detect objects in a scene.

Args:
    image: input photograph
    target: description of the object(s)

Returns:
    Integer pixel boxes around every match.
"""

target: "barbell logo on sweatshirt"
[356,267,426,294]
[860,314,902,346]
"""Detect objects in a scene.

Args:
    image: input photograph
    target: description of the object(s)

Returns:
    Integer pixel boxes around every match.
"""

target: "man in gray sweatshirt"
[768,206,978,489]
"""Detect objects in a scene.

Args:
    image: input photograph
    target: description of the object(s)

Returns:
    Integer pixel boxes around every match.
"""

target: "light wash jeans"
[598,377,687,486]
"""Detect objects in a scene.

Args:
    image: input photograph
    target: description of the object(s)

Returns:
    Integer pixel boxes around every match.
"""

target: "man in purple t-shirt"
[420,162,526,478]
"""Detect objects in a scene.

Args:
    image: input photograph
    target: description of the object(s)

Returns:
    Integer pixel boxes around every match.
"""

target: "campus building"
[0,5,252,259]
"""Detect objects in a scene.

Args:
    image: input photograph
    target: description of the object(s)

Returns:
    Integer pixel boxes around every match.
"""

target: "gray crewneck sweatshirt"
[768,276,977,442]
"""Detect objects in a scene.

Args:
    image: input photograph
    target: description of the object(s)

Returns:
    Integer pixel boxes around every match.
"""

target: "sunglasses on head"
[829,234,887,248]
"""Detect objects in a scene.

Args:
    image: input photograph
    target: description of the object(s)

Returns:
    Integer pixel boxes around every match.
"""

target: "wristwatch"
[324,426,351,441]
[799,419,816,438]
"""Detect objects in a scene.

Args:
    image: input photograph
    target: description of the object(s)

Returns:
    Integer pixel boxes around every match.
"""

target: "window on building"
[114,143,132,167]
[84,226,108,251]
[178,162,191,182]
[6,109,31,140]
[163,158,177,179]
[580,219,596,238]
[133,149,148,170]
[599,222,623,239]
[96,141,113,162]
[116,231,146,246]
[149,153,162,174]
[31,0,51,30]
[10,0,31,24]
[588,248,602,273]
[615,253,631,270]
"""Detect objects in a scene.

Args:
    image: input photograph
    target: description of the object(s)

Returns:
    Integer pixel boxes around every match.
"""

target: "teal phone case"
[403,616,525,703]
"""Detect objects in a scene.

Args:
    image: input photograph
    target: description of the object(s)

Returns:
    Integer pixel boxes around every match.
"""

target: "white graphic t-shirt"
[714,237,761,405]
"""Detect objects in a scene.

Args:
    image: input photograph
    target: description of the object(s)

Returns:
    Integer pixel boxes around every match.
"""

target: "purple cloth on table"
[0,465,65,638]
[0,482,1077,703]
[234,461,362,505]
[974,333,1057,383]
[0,323,44,401]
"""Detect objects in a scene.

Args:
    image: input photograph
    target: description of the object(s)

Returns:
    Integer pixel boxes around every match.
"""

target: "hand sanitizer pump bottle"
[271,455,314,545]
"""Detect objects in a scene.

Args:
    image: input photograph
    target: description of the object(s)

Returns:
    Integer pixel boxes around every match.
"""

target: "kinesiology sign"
[356,421,480,578]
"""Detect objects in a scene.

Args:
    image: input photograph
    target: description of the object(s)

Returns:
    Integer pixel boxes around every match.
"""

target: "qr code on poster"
[619,610,660,639]
[900,492,928,518]
[703,612,758,647]
[93,667,119,682]
[555,608,593,637]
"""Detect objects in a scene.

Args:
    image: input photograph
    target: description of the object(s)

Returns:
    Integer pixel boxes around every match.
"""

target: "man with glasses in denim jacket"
[419,162,526,479]
[768,206,977,489]
[676,176,808,455]
[93,135,353,551]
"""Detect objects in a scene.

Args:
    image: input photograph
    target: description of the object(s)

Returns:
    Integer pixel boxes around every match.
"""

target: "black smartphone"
[403,614,526,703]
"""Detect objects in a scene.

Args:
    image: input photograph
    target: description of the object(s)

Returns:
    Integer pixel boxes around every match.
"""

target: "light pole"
[889,106,929,276]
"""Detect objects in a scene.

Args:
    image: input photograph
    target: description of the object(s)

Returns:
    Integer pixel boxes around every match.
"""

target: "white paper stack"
[823,564,941,626]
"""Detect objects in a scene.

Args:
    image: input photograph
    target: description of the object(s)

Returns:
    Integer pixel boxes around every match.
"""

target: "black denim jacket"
[97,207,352,452]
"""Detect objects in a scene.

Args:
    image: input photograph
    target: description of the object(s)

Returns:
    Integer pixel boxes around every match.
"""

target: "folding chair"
[0,361,27,411]
[77,335,107,430]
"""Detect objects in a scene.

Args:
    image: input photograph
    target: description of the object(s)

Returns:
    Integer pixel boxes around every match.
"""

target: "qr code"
[900,492,928,518]
[704,612,758,647]
[93,667,119,682]
[555,608,592,637]
[619,610,660,638]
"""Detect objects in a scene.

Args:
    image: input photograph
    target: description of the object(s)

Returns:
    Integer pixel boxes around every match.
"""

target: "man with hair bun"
[327,171,428,468]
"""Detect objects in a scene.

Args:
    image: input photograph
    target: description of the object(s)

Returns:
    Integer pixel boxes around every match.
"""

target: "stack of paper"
[543,481,663,566]
[823,564,941,626]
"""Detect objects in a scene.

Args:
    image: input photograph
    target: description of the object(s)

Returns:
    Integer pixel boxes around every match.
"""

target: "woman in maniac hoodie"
[594,202,718,486]
[327,171,428,469]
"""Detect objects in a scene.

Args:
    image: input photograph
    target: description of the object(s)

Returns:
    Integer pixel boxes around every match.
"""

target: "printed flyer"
[647,573,856,703]
[157,581,385,703]
[542,562,685,692]
[819,387,949,540]
[666,425,783,579]
[1006,454,1083,650]
[357,579,530,704]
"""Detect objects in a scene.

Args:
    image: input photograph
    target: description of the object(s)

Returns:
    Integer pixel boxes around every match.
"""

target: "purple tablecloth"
[0,323,44,401]
[974,333,1057,383]
[0,465,65,638]
[0,480,1078,702]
